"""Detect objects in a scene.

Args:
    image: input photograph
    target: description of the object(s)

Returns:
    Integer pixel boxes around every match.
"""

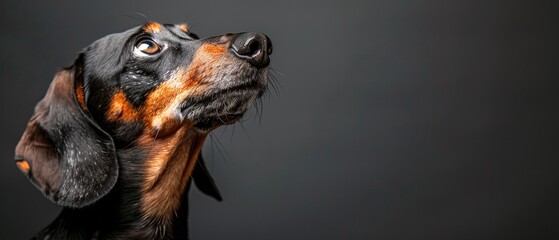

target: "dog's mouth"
[180,75,267,130]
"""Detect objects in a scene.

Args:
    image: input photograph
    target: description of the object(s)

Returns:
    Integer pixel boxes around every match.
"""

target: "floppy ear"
[192,154,222,201]
[15,68,118,208]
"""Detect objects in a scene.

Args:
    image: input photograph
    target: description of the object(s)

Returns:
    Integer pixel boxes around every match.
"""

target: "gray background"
[1,0,558,239]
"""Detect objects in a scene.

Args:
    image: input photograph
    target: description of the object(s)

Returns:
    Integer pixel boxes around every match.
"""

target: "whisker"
[238,120,250,140]
[257,98,264,125]
[122,12,151,25]
[208,132,231,167]
[229,122,237,142]
[268,68,285,97]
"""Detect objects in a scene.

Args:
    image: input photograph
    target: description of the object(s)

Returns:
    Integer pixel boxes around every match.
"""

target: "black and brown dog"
[14,22,272,239]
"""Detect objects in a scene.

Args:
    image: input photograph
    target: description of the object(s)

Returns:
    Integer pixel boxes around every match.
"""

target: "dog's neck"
[34,126,206,240]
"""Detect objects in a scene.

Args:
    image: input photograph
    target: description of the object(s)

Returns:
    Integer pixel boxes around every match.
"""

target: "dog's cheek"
[106,90,140,122]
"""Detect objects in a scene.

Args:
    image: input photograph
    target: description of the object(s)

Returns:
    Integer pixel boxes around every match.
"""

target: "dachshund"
[14,22,272,239]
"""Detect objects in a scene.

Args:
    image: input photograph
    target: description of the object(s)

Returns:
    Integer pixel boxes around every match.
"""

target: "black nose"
[230,32,273,68]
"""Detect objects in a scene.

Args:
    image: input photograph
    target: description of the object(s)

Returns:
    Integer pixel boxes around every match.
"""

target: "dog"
[14,22,272,239]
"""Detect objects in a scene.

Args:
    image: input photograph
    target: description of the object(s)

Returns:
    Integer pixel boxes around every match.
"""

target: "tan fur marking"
[75,83,86,110]
[140,126,207,225]
[179,24,188,32]
[16,160,30,173]
[106,90,140,122]
[144,22,162,33]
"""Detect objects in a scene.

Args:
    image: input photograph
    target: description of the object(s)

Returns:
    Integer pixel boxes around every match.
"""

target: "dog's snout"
[230,32,272,68]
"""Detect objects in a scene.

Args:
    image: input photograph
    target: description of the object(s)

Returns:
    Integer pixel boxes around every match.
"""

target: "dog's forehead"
[86,26,138,54]
[90,22,189,48]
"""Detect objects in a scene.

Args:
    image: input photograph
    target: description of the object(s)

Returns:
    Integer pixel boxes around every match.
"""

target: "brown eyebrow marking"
[144,22,162,33]
[179,24,188,32]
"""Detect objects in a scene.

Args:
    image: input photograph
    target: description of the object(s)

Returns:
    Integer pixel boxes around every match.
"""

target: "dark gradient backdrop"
[1,1,558,239]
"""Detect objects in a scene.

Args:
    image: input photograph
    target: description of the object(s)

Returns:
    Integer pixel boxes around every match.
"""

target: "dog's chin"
[193,113,245,131]
[180,85,265,131]
[189,101,253,131]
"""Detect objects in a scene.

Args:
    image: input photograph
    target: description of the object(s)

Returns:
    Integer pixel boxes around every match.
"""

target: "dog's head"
[14,22,272,208]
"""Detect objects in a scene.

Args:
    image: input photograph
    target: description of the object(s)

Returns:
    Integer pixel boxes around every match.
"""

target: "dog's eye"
[134,38,161,55]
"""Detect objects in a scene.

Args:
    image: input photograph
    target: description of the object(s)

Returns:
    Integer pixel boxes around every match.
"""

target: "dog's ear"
[192,154,222,201]
[15,67,118,208]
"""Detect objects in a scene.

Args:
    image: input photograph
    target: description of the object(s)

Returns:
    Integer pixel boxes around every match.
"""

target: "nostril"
[233,36,262,57]
[248,40,262,56]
